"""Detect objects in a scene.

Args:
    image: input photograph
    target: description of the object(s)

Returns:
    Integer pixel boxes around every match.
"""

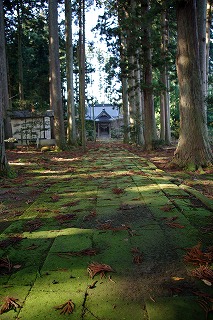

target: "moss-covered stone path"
[0,144,212,319]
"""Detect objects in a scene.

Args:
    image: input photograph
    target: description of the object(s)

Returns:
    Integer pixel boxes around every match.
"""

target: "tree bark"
[174,0,212,169]
[142,0,157,150]
[17,0,24,103]
[160,9,171,145]
[65,0,77,145]
[0,0,8,173]
[78,0,86,151]
[206,0,212,91]
[118,3,130,144]
[48,0,66,150]
[121,75,130,144]
[135,56,145,146]
[197,0,207,97]
[128,55,136,141]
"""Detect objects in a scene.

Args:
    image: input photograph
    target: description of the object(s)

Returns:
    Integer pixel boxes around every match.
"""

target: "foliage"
[5,1,49,111]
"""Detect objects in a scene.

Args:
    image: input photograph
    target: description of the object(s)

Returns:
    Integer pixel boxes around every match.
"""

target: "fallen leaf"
[191,265,213,285]
[54,299,75,315]
[0,297,20,314]
[201,279,212,286]
[171,277,185,281]
[0,235,23,249]
[184,243,213,265]
[160,204,174,212]
[62,200,80,207]
[133,255,143,264]
[50,194,60,202]
[87,262,114,279]
[23,219,43,232]
[83,210,97,221]
[112,188,125,195]
[55,213,77,224]
[13,264,22,269]
[166,222,185,229]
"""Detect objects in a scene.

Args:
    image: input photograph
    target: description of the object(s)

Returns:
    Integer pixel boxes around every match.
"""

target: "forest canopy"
[0,0,212,172]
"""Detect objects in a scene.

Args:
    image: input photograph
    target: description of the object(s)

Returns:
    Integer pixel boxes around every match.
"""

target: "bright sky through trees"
[85,5,109,103]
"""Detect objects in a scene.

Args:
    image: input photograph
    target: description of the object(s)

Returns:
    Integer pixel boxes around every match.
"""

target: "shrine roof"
[86,104,120,121]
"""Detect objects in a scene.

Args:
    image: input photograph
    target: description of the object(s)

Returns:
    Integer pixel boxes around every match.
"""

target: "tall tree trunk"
[197,0,207,98]
[206,0,212,91]
[48,0,66,150]
[142,0,157,150]
[65,0,77,145]
[174,0,212,169]
[126,0,137,144]
[17,0,24,103]
[121,75,130,143]
[135,56,145,146]
[117,2,130,144]
[79,0,86,151]
[0,0,9,173]
[160,9,171,145]
[128,55,136,142]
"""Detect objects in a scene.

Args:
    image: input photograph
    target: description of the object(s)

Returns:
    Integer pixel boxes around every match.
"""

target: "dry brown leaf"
[50,194,60,202]
[133,255,143,264]
[166,222,185,229]
[191,265,213,285]
[184,243,213,265]
[54,299,75,315]
[55,213,77,223]
[0,296,20,314]
[83,210,97,221]
[23,219,43,232]
[87,262,114,279]
[160,204,174,212]
[0,235,23,249]
[112,188,125,195]
[62,200,80,207]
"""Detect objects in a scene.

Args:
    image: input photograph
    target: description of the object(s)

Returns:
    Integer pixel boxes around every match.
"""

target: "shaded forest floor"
[0,142,213,218]
[125,142,213,201]
[0,141,212,319]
